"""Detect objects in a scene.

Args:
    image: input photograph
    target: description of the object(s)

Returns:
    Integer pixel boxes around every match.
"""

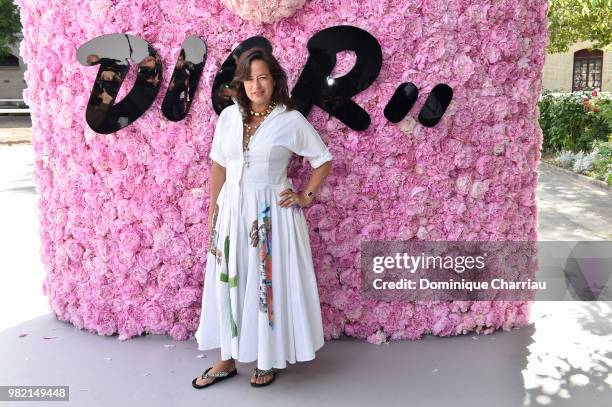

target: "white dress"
[194,103,332,370]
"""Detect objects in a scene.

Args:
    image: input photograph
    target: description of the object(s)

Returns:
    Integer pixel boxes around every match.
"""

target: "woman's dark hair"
[230,47,295,122]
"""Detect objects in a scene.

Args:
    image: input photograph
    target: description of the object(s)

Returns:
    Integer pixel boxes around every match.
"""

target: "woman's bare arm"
[208,161,226,230]
[302,161,332,197]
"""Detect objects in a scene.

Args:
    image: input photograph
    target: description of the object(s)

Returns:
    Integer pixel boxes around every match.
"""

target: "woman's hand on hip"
[278,188,312,208]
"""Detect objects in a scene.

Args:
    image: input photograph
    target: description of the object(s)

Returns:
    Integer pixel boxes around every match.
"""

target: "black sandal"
[250,367,278,387]
[192,366,237,389]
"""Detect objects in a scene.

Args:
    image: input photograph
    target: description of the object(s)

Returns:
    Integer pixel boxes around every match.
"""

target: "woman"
[192,47,333,388]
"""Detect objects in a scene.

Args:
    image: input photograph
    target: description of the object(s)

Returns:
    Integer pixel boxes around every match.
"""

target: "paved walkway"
[537,164,612,240]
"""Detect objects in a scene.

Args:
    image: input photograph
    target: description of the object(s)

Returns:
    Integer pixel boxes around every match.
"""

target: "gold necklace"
[249,102,276,117]
[243,102,277,167]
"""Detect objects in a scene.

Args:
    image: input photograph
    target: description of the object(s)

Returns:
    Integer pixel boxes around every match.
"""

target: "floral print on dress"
[219,235,238,338]
[257,202,273,328]
[249,219,259,247]
[208,203,223,265]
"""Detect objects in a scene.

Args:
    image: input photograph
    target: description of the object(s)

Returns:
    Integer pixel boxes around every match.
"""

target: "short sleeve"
[209,108,227,167]
[291,113,333,168]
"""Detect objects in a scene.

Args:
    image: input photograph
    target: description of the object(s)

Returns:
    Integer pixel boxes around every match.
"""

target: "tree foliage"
[548,0,612,53]
[0,0,21,57]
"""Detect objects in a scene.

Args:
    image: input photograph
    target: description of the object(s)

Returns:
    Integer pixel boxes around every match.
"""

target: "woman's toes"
[251,370,273,385]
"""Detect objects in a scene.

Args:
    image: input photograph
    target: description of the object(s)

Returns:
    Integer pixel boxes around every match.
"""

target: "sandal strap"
[202,369,233,378]
[253,367,277,377]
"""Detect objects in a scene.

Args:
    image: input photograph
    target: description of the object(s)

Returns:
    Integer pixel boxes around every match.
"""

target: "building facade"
[543,40,612,92]
[0,38,27,101]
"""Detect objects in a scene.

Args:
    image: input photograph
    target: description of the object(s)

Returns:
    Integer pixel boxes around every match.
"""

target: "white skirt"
[194,180,325,370]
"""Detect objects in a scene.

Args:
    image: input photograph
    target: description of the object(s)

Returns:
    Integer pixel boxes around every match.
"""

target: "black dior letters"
[77,26,453,134]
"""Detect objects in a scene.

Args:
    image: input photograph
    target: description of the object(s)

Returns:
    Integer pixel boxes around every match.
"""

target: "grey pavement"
[1,142,611,406]
[537,163,612,240]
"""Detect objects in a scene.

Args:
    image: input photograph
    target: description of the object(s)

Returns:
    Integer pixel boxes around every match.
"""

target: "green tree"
[0,0,21,57]
[548,0,612,53]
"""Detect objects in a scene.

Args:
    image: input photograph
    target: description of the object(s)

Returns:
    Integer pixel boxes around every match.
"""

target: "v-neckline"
[240,104,283,144]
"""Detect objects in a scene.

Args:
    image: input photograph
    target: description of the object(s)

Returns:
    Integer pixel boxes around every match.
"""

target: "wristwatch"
[306,190,315,201]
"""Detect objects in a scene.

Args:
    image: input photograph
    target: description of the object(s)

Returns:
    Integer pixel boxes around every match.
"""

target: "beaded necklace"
[242,102,277,167]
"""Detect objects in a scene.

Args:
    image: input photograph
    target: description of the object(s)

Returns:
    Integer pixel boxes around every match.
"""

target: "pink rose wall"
[15,0,549,343]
